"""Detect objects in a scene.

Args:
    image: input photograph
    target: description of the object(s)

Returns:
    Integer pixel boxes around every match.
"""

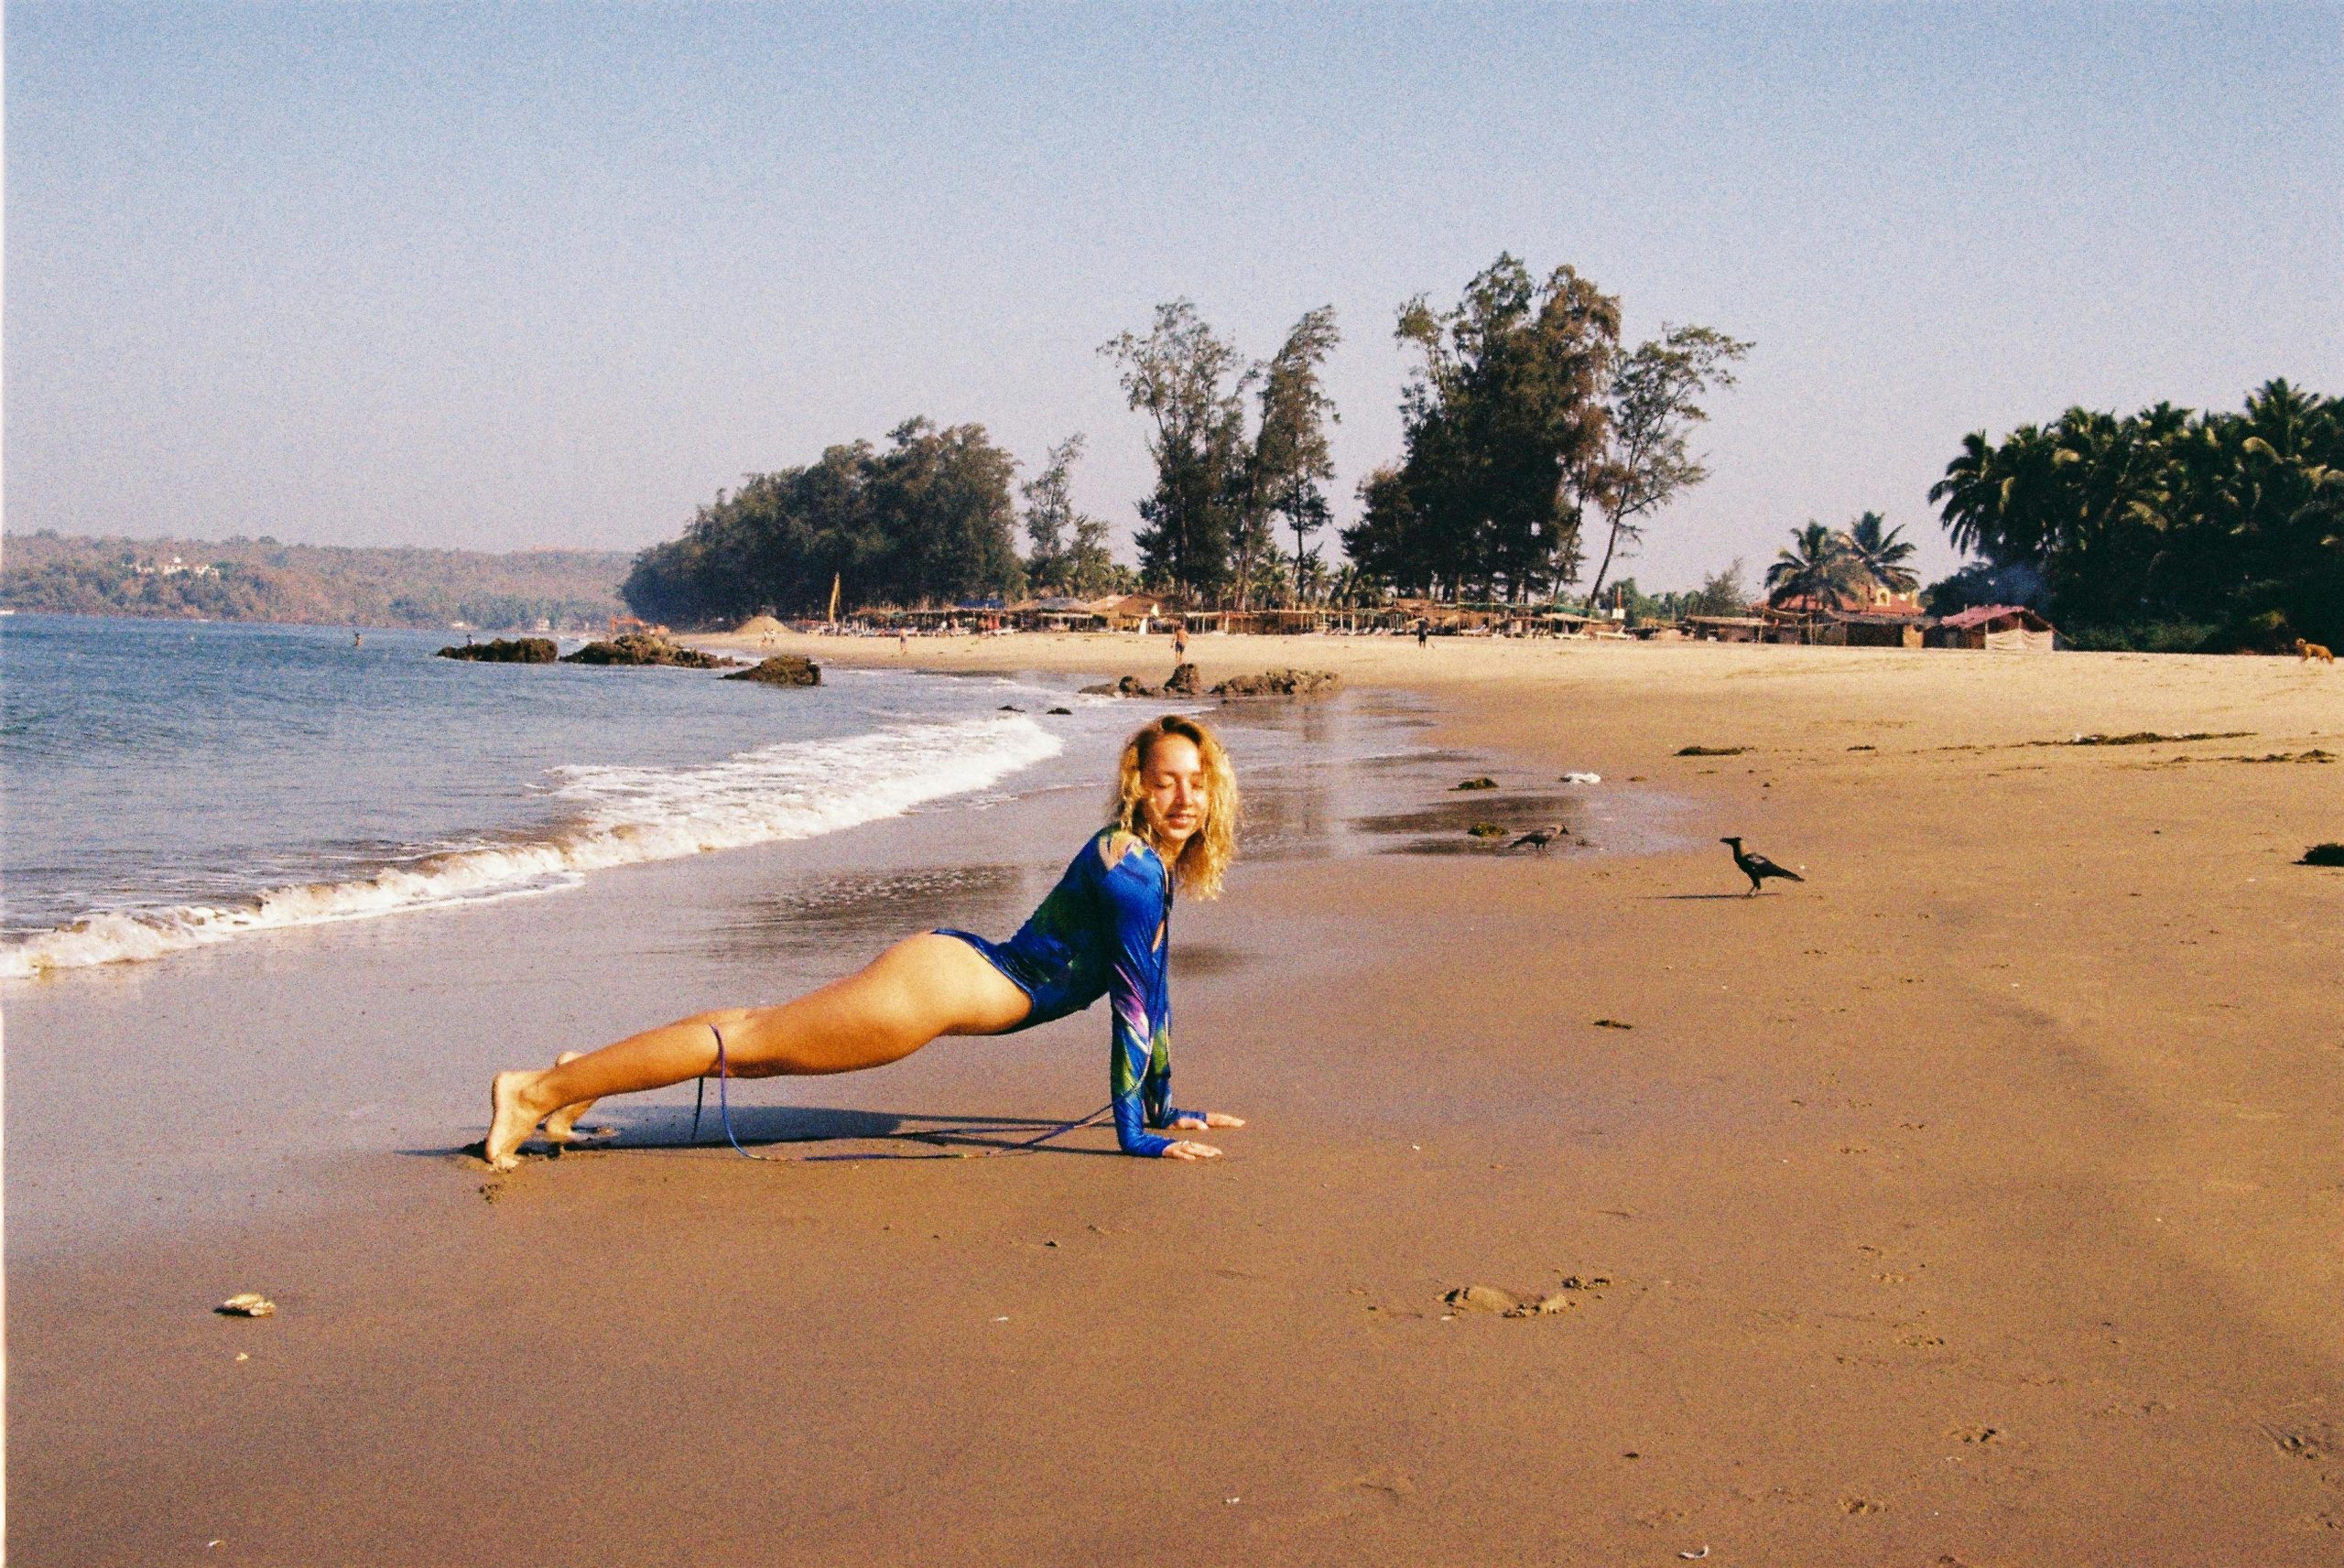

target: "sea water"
[0,615,1124,980]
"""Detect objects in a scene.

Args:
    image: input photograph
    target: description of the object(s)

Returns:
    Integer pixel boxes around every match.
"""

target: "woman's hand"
[1171,1111,1245,1130]
[1161,1140,1221,1161]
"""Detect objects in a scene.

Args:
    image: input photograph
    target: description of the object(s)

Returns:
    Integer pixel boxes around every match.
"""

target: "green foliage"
[623,418,1025,623]
[2056,620,2225,654]
[1765,522,1867,607]
[1247,306,1342,604]
[1583,323,1753,602]
[1021,435,1123,598]
[1101,302,1252,600]
[1760,514,1918,609]
[1842,513,1918,593]
[1928,380,2343,648]
[1919,559,2043,615]
[1687,558,1754,617]
[1345,255,1619,602]
[1101,300,1341,606]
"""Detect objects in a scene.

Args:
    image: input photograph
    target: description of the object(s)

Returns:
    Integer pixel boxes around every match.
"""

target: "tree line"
[622,253,1751,621]
[618,258,2335,647]
[1923,380,2341,650]
[1,534,629,629]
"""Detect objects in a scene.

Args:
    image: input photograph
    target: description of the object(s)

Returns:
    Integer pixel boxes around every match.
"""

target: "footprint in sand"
[1839,1496,1885,1515]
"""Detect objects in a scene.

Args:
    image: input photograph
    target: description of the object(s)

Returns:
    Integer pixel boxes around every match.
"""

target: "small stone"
[1466,822,1506,838]
[216,1292,276,1318]
[1455,776,1498,791]
[1504,1293,1578,1317]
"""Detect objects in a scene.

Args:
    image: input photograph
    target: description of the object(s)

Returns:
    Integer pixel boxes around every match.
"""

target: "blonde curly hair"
[1110,714,1240,900]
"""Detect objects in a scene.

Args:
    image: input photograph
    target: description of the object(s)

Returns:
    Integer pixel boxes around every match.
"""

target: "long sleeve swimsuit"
[936,827,1199,1156]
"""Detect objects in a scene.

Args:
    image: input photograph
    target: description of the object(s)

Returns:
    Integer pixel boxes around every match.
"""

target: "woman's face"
[1138,734,1208,851]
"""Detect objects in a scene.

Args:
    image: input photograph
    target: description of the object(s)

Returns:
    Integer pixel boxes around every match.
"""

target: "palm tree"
[1765,522,1862,609]
[1843,512,1919,596]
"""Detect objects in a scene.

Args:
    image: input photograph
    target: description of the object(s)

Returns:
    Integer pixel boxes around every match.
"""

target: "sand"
[10,633,2343,1564]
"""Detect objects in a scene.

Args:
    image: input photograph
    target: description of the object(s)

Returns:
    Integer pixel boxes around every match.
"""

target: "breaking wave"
[2,714,1061,980]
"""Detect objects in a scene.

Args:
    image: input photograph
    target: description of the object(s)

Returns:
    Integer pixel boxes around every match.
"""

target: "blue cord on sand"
[689,1022,1108,1162]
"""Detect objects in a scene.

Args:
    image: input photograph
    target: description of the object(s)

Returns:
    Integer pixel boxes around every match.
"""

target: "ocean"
[0,614,1131,981]
[3,612,1679,1258]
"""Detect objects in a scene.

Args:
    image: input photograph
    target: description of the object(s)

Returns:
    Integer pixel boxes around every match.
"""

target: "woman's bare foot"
[539,1052,611,1144]
[483,1070,554,1171]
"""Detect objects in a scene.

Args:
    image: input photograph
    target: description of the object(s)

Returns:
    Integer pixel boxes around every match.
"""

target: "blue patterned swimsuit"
[938,827,1200,1156]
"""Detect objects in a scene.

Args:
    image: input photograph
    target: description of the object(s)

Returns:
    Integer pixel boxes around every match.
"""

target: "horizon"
[8,4,2339,591]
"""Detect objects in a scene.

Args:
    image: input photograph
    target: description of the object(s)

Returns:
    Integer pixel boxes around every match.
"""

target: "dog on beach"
[2297,638,2334,665]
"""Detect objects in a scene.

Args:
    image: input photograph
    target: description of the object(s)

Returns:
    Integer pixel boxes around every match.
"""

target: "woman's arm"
[1101,845,1210,1158]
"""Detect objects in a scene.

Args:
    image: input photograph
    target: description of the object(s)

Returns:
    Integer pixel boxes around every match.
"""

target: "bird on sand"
[1721,836,1803,895]
[1512,824,1562,851]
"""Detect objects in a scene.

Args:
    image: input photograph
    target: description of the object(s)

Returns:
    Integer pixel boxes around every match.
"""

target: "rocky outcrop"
[1080,664,1340,699]
[1209,668,1340,697]
[722,654,822,687]
[1080,675,1172,697]
[437,637,557,664]
[559,633,734,669]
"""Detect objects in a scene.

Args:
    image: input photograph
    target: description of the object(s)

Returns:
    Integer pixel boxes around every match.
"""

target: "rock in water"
[216,1292,277,1317]
[1209,668,1340,697]
[437,637,556,664]
[1442,1284,1518,1314]
[722,654,822,687]
[560,633,733,669]
[1163,661,1202,696]
[1455,776,1498,791]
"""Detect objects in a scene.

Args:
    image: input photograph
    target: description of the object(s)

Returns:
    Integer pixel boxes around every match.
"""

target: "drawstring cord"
[687,1023,1111,1162]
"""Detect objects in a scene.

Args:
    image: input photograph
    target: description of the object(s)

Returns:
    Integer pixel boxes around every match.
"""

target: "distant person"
[353,632,363,647]
[1172,622,1188,660]
[1416,619,1429,649]
[898,631,909,654]
[483,716,1247,1170]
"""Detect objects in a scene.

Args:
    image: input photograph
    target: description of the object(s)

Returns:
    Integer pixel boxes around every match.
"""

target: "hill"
[0,532,634,631]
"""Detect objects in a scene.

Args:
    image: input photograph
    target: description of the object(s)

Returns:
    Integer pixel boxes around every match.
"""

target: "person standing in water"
[482,715,1246,1169]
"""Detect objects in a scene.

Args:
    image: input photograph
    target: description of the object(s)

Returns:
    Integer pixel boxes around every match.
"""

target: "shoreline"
[12,638,2344,1563]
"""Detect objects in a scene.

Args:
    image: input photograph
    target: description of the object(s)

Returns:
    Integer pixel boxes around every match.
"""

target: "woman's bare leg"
[483,935,1029,1169]
[539,1054,605,1144]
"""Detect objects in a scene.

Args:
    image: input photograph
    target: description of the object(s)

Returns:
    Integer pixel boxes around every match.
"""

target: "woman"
[482,714,1245,1170]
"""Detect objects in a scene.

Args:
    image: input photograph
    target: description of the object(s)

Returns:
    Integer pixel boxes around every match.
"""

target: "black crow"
[1512,824,1562,851]
[1721,836,1803,895]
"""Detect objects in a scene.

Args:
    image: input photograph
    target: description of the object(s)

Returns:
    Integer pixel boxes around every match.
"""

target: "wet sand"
[11,634,2343,1563]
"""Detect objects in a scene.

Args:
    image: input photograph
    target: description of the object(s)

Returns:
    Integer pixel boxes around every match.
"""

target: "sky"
[7,3,2340,589]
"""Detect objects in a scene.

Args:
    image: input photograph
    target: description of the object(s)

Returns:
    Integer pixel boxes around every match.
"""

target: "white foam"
[2,714,1061,980]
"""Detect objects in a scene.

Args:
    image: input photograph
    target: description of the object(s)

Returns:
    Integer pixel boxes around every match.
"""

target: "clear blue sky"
[8,3,2339,589]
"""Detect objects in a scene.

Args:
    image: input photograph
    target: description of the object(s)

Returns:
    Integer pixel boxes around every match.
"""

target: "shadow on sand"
[419,1101,1123,1166]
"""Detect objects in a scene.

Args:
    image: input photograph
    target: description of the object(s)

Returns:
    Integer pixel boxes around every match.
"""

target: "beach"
[11,633,2342,1564]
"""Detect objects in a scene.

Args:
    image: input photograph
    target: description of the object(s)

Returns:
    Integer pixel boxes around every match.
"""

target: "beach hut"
[1685,614,1765,643]
[1012,597,1108,632]
[1091,592,1171,632]
[1830,611,1928,649]
[1929,604,2060,651]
